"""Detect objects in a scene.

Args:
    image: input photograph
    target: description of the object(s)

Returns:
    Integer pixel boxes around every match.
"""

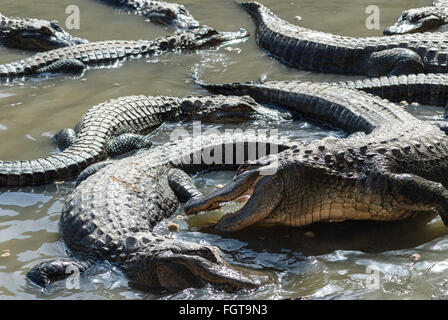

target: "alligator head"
[184,154,285,231]
[384,7,448,35]
[143,2,200,29]
[187,25,250,49]
[3,19,88,51]
[127,239,266,290]
[180,95,272,123]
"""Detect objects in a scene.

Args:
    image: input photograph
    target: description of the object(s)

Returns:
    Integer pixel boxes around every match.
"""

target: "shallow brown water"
[2,0,448,300]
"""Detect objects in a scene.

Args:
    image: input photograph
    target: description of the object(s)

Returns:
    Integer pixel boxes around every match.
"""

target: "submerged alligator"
[0,25,247,81]
[27,133,290,290]
[241,1,448,77]
[0,95,265,188]
[384,0,448,35]
[184,80,448,231]
[98,0,200,29]
[0,13,87,51]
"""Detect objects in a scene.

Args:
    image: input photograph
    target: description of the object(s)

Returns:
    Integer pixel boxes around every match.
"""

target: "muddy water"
[1,0,448,300]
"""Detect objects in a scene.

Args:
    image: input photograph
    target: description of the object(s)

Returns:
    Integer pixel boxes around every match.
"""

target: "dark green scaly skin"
[185,80,448,231]
[330,73,448,110]
[384,0,448,35]
[27,133,292,291]
[0,94,264,188]
[98,0,200,29]
[329,73,448,133]
[0,12,88,51]
[241,1,448,76]
[0,25,248,80]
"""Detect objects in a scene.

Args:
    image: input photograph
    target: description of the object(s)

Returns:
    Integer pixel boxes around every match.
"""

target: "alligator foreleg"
[54,128,77,151]
[26,258,92,291]
[383,172,448,225]
[105,133,153,156]
[365,48,425,77]
[36,59,86,74]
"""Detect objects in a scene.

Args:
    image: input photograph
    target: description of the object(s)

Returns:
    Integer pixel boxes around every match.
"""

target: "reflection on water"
[1,0,448,300]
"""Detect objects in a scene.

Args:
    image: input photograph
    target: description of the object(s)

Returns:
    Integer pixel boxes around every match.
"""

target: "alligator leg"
[54,128,77,151]
[365,48,425,76]
[385,172,448,225]
[36,58,86,74]
[26,258,91,291]
[167,168,202,203]
[105,133,153,156]
[76,161,114,186]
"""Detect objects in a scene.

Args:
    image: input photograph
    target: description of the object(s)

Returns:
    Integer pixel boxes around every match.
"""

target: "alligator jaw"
[155,249,264,290]
[384,18,443,35]
[194,27,250,48]
[185,169,261,215]
[212,28,250,43]
[185,166,283,232]
[384,9,446,35]
[14,21,88,51]
[49,33,88,49]
[7,31,87,51]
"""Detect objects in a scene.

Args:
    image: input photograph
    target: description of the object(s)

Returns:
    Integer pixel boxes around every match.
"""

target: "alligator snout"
[144,3,200,29]
[155,248,265,290]
[384,9,445,35]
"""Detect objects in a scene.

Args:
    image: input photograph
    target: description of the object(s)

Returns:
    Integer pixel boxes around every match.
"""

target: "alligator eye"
[40,26,53,35]
[162,9,176,18]
[50,22,63,32]
[410,14,423,22]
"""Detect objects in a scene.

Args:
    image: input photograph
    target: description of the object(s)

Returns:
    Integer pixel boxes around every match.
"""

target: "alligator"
[26,132,291,291]
[240,1,448,77]
[330,73,448,111]
[384,0,448,35]
[0,25,248,80]
[184,79,448,231]
[0,12,87,51]
[0,94,267,188]
[98,0,200,29]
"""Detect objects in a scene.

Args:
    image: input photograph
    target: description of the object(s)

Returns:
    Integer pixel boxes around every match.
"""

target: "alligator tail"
[26,258,92,291]
[0,145,103,187]
[240,1,266,18]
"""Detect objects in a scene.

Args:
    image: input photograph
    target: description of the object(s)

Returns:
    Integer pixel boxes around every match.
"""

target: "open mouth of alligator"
[184,187,255,227]
[184,168,281,231]
[186,177,258,213]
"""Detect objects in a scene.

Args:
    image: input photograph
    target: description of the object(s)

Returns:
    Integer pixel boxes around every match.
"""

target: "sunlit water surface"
[1,0,448,300]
